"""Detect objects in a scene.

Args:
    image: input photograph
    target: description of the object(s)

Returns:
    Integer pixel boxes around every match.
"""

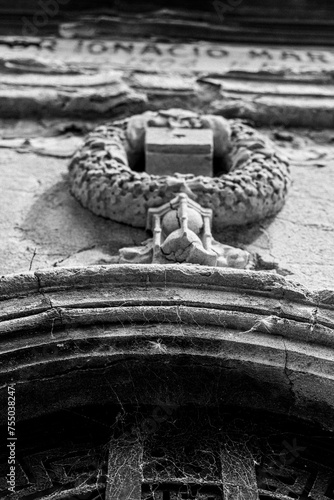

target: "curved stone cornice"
[0,265,333,428]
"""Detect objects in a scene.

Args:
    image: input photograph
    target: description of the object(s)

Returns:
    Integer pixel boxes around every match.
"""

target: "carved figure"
[119,193,252,268]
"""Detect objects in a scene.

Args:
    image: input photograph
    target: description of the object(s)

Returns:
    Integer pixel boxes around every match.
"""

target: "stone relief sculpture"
[119,193,252,268]
[68,109,290,268]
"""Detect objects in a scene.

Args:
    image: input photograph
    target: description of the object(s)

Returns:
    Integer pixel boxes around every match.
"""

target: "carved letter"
[281,51,302,61]
[113,42,134,54]
[249,49,273,59]
[307,51,329,63]
[141,44,162,56]
[168,44,188,57]
[88,42,108,54]
[207,48,229,58]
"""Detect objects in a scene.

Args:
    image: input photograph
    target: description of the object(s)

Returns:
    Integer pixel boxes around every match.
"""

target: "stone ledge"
[0,70,147,117]
[0,265,314,301]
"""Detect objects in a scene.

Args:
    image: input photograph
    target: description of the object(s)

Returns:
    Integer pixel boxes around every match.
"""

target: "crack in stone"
[282,337,295,403]
[310,306,318,335]
[29,247,37,271]
[160,239,194,263]
[34,271,64,336]
[53,244,98,267]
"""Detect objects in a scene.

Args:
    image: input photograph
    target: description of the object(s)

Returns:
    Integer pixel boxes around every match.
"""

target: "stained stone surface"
[145,127,213,176]
[0,37,332,290]
[0,122,333,290]
[0,20,333,498]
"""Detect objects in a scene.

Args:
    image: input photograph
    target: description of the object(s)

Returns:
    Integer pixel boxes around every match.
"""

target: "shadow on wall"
[20,175,146,267]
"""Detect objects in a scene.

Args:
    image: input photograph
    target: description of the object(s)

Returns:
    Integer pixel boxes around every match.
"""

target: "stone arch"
[1,265,333,427]
[1,265,334,499]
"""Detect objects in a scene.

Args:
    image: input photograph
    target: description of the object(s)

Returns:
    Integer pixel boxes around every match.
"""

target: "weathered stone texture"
[0,124,332,290]
[68,115,290,231]
[145,127,213,176]
[0,265,333,429]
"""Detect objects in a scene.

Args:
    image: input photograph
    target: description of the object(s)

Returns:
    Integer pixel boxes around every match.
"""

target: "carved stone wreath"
[68,109,291,229]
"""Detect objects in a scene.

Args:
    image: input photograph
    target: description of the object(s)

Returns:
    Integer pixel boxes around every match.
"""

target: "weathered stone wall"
[0,37,333,289]
[0,265,333,428]
[0,122,333,289]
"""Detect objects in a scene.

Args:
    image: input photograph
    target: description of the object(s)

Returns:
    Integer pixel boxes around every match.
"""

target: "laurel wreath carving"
[68,110,290,229]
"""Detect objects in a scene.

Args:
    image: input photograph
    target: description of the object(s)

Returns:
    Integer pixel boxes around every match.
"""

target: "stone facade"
[0,2,333,499]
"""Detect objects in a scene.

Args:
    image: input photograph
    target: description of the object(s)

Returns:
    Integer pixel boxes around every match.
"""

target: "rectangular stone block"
[145,127,213,176]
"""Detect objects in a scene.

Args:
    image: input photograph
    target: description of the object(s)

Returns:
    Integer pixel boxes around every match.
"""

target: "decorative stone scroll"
[68,109,291,230]
[119,193,252,268]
